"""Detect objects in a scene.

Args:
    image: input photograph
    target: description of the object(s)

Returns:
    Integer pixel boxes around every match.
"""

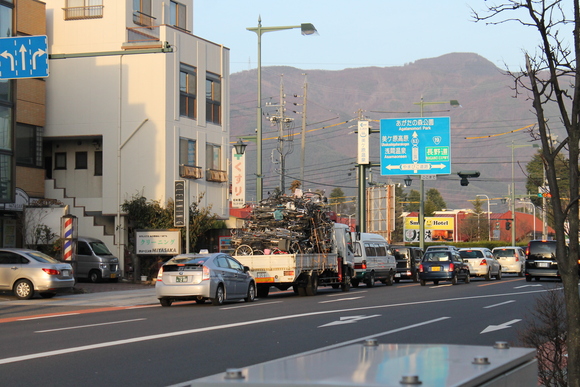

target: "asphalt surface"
[73,278,156,293]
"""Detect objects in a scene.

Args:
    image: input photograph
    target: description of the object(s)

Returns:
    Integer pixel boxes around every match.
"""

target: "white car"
[459,248,502,280]
[492,246,526,277]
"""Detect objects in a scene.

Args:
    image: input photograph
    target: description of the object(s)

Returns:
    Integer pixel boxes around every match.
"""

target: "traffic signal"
[537,192,552,198]
[505,221,511,230]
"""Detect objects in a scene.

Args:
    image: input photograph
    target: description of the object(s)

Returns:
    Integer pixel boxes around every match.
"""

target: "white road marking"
[319,314,381,327]
[18,313,80,321]
[484,300,515,309]
[481,319,522,334]
[319,297,365,303]
[222,301,282,309]
[0,287,550,365]
[35,318,146,333]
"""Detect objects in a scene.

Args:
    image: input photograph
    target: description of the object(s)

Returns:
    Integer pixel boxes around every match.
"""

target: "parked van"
[70,237,120,283]
[351,233,396,287]
[391,245,424,282]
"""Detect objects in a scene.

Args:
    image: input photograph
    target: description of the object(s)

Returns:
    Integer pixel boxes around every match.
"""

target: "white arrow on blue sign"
[0,35,49,79]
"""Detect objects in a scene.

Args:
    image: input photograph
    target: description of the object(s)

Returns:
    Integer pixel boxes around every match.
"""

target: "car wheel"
[525,275,532,282]
[39,292,56,299]
[14,279,34,300]
[433,280,439,285]
[485,269,492,281]
[420,279,426,286]
[159,298,172,307]
[366,272,375,288]
[245,282,256,302]
[464,272,470,284]
[451,275,458,285]
[518,267,524,277]
[496,269,502,280]
[195,298,206,304]
[534,276,541,282]
[89,270,102,283]
[394,278,400,283]
[412,271,420,283]
[211,285,225,305]
[385,271,394,286]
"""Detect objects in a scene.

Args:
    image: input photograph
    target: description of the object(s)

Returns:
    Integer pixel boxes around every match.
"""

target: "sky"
[193,0,545,75]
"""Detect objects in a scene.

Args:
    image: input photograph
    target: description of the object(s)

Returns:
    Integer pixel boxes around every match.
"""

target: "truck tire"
[341,268,351,292]
[384,270,394,286]
[297,286,307,296]
[257,285,270,298]
[305,274,318,296]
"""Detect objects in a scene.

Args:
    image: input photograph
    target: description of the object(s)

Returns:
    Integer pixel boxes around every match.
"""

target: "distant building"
[41,0,230,272]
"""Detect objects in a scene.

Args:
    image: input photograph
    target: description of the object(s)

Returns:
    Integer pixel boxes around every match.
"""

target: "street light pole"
[507,141,534,246]
[413,97,460,250]
[476,194,491,240]
[247,18,317,202]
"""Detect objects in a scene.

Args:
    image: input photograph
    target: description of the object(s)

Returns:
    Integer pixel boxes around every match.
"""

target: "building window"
[206,73,221,125]
[206,143,221,170]
[180,64,196,119]
[64,0,104,20]
[0,4,13,38]
[179,138,196,166]
[75,152,87,169]
[0,153,11,202]
[94,151,102,176]
[55,152,66,170]
[0,80,11,103]
[15,124,42,167]
[170,1,186,30]
[133,0,153,26]
[0,106,11,152]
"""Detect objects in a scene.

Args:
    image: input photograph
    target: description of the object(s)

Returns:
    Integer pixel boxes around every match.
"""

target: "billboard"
[404,217,455,243]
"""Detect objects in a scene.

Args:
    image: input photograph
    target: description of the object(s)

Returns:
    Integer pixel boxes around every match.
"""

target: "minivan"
[69,237,121,283]
[525,240,563,281]
[391,245,423,282]
[351,233,396,287]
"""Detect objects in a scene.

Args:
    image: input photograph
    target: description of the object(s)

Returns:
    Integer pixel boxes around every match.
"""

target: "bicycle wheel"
[235,245,253,255]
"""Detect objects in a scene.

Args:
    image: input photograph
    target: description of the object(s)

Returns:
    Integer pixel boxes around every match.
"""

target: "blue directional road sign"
[380,117,451,176]
[0,35,48,79]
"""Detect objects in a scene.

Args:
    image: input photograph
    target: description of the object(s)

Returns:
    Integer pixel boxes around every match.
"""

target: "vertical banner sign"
[174,180,185,227]
[358,120,370,164]
[231,148,246,208]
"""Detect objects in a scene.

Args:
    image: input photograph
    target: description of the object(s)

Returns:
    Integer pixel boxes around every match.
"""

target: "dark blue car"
[419,250,470,286]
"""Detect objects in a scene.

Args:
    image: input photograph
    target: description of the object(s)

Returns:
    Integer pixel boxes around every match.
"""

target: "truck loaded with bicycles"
[231,191,355,297]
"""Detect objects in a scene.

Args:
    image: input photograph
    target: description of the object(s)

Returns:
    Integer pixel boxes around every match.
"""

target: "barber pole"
[63,217,73,261]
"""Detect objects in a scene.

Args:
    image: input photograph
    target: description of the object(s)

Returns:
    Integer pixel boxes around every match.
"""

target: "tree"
[425,188,447,216]
[474,2,580,384]
[329,187,346,213]
[392,184,407,242]
[463,197,489,241]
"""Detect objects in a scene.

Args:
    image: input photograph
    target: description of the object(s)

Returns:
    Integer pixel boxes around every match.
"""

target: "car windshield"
[24,251,60,264]
[459,250,484,258]
[424,252,451,262]
[90,241,113,255]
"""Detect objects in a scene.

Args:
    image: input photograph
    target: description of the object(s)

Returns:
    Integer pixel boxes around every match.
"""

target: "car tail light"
[202,266,210,280]
[42,268,61,275]
[448,263,455,272]
[419,264,424,273]
[157,266,164,281]
[480,259,488,266]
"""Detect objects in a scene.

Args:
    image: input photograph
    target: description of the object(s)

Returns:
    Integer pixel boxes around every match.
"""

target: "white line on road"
[484,300,516,309]
[319,297,365,303]
[35,318,146,333]
[222,301,283,310]
[0,287,551,366]
[18,313,80,321]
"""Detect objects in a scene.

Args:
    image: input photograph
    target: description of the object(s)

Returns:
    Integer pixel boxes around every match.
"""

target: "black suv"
[391,245,423,282]
[525,240,562,281]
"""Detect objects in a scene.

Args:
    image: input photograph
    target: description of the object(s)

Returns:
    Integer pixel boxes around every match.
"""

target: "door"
[75,241,94,278]
[227,256,249,297]
[214,255,238,298]
[0,252,23,289]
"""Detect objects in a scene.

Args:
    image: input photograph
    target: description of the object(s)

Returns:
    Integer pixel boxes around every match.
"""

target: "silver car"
[459,248,502,280]
[0,248,75,299]
[155,253,256,307]
[492,246,526,276]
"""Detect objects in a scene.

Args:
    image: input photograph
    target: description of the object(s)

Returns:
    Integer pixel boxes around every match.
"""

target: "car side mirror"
[244,266,250,273]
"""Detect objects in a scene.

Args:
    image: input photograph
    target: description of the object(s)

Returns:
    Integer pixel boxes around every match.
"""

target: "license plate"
[176,276,188,283]
[110,273,117,279]
[537,262,550,268]
[430,267,441,272]
[395,273,401,277]
[62,270,70,277]
[257,272,267,278]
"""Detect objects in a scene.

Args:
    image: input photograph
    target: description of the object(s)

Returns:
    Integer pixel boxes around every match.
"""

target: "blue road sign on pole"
[380,117,451,176]
[0,35,49,79]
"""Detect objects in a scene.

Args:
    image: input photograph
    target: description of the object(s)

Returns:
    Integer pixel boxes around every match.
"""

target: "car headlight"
[100,264,108,269]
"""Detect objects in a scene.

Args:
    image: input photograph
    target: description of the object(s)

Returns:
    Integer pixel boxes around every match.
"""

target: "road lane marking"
[319,297,365,303]
[484,300,515,309]
[319,314,381,327]
[0,287,552,365]
[18,313,80,321]
[477,278,522,287]
[35,318,146,333]
[481,319,522,334]
[222,301,282,309]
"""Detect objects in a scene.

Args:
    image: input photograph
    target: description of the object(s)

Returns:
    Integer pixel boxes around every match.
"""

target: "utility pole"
[300,74,308,188]
[269,75,294,193]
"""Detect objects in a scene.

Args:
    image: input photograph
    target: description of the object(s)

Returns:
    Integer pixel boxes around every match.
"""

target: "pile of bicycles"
[231,191,334,256]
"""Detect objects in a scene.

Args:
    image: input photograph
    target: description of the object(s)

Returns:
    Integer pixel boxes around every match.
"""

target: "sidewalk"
[73,278,156,294]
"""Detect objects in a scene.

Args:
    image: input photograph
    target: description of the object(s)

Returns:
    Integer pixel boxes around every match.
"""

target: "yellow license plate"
[430,267,441,272]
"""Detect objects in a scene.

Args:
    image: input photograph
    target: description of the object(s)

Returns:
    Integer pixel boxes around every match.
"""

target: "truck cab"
[351,232,396,287]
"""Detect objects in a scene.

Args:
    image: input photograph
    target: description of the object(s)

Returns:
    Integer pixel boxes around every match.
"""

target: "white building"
[43,0,230,271]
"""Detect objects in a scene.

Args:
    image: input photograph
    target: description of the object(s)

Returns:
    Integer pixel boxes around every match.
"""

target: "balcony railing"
[180,165,203,179]
[126,25,160,44]
[206,169,228,183]
[63,5,104,20]
[133,11,156,27]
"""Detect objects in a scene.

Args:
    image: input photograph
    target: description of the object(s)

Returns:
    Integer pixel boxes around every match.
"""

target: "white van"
[70,237,121,283]
[351,233,396,287]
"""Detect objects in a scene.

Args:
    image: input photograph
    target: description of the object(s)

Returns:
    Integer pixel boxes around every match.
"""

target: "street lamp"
[476,194,491,241]
[413,97,460,250]
[247,17,317,202]
[234,138,247,155]
[507,141,534,246]
[404,176,413,187]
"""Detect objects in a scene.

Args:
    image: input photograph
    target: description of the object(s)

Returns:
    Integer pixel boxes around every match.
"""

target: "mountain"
[230,52,546,210]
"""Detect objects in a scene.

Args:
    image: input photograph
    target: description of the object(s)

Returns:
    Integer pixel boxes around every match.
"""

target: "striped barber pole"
[63,217,73,261]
